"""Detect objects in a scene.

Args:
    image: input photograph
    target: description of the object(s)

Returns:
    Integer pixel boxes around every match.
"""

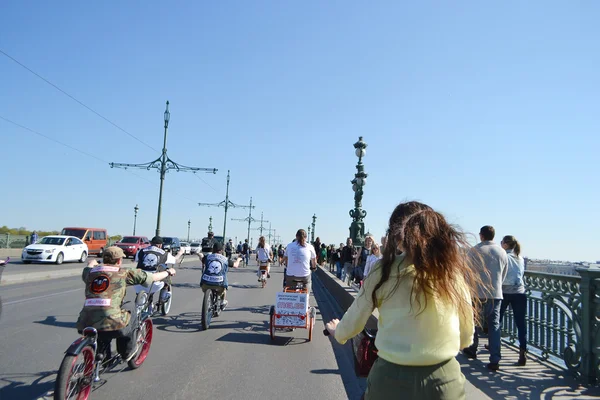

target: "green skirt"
[364,357,465,400]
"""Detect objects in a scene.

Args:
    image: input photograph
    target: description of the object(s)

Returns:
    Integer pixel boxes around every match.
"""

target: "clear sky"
[1,1,598,262]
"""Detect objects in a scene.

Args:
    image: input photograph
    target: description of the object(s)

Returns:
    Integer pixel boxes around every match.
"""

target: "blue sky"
[1,1,598,262]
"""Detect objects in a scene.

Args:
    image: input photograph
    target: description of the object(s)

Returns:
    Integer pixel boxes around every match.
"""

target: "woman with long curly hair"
[326,201,482,399]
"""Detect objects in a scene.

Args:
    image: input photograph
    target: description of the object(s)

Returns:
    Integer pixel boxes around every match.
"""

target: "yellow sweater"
[335,254,474,366]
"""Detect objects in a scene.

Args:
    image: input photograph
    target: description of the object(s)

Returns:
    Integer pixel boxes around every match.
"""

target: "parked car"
[22,235,89,265]
[115,236,150,258]
[60,227,107,256]
[162,237,181,255]
[180,242,191,255]
[190,242,201,254]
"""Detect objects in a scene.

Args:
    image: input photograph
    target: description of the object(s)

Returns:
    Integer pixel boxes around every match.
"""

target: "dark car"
[162,237,181,255]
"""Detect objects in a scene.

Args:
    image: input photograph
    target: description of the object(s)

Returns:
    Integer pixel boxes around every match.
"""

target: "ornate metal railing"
[501,268,600,384]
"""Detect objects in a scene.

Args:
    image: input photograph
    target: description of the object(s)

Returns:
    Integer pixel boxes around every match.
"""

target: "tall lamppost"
[187,219,191,242]
[308,226,311,243]
[349,136,368,247]
[133,204,139,235]
[311,214,317,243]
[110,101,217,237]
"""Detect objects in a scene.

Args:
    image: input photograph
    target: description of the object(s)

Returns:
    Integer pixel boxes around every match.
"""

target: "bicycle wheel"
[202,289,213,330]
[54,346,94,400]
[160,287,172,316]
[128,318,153,369]
[269,313,275,340]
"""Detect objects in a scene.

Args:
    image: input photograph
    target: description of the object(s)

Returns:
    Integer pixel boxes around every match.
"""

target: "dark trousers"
[466,299,502,364]
[81,307,138,357]
[500,293,527,350]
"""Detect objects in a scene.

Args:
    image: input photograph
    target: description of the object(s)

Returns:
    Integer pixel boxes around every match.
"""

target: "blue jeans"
[244,251,249,265]
[467,299,502,364]
[335,261,342,279]
[500,293,527,350]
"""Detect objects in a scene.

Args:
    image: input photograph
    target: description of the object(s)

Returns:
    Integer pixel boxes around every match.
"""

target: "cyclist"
[278,245,285,266]
[283,229,316,301]
[242,239,250,266]
[135,236,184,303]
[201,241,236,310]
[76,247,176,361]
[225,239,234,258]
[255,236,272,281]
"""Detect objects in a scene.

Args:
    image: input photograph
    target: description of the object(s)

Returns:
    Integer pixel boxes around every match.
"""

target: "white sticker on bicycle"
[85,298,112,306]
[275,292,308,327]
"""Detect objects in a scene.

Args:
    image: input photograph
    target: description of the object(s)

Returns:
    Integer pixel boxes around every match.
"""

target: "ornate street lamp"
[349,136,368,246]
[187,219,191,242]
[311,214,317,243]
[133,204,139,235]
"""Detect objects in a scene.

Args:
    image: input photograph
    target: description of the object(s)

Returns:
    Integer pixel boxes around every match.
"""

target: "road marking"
[4,288,82,305]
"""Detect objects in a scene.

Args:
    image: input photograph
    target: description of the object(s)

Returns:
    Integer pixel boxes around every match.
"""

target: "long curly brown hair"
[372,201,482,323]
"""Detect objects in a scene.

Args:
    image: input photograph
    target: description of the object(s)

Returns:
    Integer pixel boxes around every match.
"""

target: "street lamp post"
[187,219,191,242]
[349,136,368,247]
[311,214,317,243]
[308,226,311,243]
[110,101,217,237]
[133,204,139,235]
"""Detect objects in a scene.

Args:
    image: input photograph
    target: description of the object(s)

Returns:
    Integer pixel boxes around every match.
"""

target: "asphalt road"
[0,258,365,400]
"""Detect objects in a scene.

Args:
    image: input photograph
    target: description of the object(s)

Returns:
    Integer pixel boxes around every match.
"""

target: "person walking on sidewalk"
[326,202,481,400]
[500,235,528,366]
[340,238,355,285]
[462,225,508,371]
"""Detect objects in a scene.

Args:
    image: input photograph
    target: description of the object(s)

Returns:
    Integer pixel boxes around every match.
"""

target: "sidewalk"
[318,265,600,400]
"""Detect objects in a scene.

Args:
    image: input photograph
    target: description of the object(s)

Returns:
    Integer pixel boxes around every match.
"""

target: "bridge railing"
[501,268,600,384]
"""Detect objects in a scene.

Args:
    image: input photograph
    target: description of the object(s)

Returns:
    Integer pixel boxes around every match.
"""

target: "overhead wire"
[0,115,200,204]
[0,49,159,153]
[0,48,218,192]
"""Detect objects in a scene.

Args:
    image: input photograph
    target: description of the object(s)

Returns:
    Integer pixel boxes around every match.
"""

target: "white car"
[190,242,200,254]
[22,235,89,265]
[180,242,191,255]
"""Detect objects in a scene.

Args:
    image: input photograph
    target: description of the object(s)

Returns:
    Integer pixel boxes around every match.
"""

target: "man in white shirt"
[283,229,316,299]
[255,236,273,280]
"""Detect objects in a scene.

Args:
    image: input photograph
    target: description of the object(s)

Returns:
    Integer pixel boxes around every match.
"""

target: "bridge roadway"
[0,258,366,400]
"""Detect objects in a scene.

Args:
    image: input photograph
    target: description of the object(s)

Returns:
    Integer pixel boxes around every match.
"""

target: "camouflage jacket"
[76,264,152,331]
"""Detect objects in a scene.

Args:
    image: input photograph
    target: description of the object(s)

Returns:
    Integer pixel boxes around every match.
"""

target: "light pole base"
[349,221,365,247]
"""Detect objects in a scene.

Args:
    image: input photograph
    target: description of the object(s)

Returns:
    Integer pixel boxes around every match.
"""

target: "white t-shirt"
[256,244,272,262]
[284,241,316,277]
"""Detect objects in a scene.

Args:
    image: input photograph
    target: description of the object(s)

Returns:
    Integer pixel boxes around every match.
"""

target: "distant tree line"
[0,225,59,237]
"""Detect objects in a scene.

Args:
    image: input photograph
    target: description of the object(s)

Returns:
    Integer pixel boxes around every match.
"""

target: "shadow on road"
[0,370,56,400]
[33,316,76,329]
[311,368,341,375]
[152,312,269,333]
[171,282,199,289]
[216,331,296,346]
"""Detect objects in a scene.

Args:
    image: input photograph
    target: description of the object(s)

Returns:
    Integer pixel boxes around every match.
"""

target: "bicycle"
[54,281,158,400]
[201,285,225,330]
[269,282,316,341]
[134,263,174,316]
[258,263,268,288]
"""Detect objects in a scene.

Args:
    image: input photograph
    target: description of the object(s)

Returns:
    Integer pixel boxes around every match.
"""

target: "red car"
[115,236,150,258]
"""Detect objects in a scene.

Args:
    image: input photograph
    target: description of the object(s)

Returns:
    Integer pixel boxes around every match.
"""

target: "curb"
[0,268,82,286]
